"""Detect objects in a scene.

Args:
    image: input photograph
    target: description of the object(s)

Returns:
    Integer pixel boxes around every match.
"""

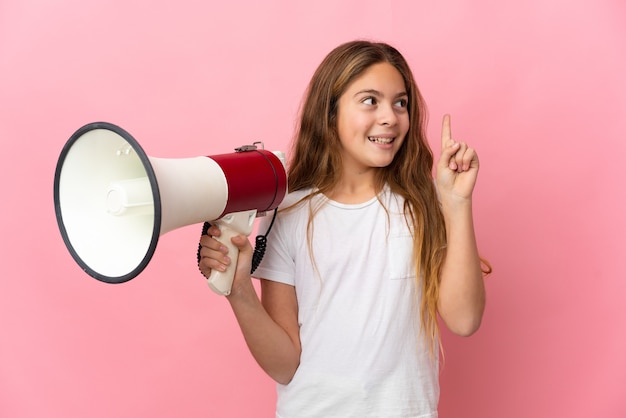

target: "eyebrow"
[354,89,408,99]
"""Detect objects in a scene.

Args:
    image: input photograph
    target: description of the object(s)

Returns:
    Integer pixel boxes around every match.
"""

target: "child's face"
[336,62,409,174]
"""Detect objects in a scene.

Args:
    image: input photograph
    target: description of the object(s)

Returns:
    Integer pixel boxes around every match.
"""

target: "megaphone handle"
[207,227,239,296]
[205,210,256,296]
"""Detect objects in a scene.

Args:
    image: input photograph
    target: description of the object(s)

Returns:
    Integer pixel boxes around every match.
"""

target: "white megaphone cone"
[53,122,287,295]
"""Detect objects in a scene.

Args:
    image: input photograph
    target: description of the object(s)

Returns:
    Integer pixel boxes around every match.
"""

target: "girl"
[198,40,489,417]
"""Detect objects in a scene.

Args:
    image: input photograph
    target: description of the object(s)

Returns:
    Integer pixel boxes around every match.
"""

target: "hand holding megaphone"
[205,210,256,295]
[54,122,287,294]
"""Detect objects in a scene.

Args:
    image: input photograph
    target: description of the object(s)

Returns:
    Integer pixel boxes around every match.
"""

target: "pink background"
[1,0,625,417]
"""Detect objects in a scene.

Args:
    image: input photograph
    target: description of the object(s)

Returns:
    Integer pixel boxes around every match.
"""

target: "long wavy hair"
[287,40,460,353]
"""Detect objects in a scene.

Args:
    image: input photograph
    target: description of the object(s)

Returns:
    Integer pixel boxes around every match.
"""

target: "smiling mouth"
[368,136,395,144]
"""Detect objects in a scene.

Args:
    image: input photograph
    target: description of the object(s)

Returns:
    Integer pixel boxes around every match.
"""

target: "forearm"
[227,283,301,385]
[438,199,485,336]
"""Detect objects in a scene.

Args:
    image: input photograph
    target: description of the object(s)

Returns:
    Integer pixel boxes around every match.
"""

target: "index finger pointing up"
[441,114,452,146]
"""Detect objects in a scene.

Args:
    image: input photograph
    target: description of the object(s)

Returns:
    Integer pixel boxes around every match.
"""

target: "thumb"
[231,234,253,253]
[230,234,253,275]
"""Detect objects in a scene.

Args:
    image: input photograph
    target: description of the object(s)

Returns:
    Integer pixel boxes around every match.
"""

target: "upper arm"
[260,279,301,353]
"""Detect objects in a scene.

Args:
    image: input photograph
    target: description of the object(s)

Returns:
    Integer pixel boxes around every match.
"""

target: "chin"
[373,153,399,168]
[372,159,395,168]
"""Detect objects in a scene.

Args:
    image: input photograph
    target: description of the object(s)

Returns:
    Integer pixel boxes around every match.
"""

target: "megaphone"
[53,122,287,295]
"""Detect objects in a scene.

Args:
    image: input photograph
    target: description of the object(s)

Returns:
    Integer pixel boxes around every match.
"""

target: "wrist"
[441,194,473,214]
[226,277,257,303]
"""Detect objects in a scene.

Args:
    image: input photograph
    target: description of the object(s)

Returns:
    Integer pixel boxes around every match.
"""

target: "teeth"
[368,137,394,144]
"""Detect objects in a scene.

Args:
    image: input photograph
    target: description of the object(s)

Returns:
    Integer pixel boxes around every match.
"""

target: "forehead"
[344,62,406,94]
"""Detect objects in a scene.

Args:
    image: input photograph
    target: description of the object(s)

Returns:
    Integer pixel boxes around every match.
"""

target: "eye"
[362,97,377,105]
[394,97,408,108]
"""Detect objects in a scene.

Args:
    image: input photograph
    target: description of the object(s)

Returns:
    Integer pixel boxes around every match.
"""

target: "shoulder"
[259,188,313,233]
[280,188,314,209]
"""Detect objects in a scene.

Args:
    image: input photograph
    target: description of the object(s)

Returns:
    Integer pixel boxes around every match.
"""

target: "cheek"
[395,118,410,147]
[336,121,349,145]
[338,114,369,141]
[400,113,410,132]
[396,116,410,141]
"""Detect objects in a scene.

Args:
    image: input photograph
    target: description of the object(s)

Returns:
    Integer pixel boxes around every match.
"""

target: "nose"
[378,104,398,126]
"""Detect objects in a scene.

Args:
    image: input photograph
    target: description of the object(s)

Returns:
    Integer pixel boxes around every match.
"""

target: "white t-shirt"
[254,187,439,418]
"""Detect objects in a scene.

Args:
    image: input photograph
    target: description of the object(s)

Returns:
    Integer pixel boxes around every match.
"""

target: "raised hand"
[435,114,479,202]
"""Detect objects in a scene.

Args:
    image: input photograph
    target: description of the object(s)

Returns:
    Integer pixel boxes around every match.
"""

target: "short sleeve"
[252,208,296,286]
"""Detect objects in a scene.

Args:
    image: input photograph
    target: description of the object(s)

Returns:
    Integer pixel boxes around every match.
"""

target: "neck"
[326,170,379,204]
